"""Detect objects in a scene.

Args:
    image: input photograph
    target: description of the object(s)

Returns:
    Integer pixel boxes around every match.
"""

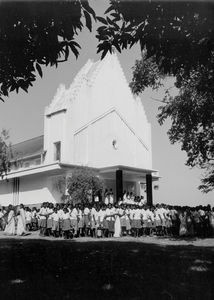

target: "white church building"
[0,53,159,207]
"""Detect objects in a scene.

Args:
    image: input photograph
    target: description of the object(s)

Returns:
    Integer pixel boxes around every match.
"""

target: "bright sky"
[0,0,213,206]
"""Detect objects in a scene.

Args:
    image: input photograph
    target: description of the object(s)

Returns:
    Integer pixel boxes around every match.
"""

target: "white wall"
[0,173,63,207]
[0,180,13,207]
[45,54,153,171]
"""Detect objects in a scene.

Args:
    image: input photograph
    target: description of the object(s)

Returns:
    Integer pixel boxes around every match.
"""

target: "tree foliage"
[0,130,11,178]
[0,0,96,101]
[67,167,104,204]
[95,0,214,192]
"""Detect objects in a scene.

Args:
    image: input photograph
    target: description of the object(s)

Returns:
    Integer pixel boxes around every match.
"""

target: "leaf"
[36,63,43,78]
[82,2,96,20]
[105,5,114,15]
[21,85,28,93]
[113,42,121,53]
[96,16,108,25]
[101,47,109,60]
[84,10,92,31]
[69,43,79,59]
[64,45,69,61]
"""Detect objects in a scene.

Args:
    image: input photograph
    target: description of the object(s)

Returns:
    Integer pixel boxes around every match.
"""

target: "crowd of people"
[0,190,214,240]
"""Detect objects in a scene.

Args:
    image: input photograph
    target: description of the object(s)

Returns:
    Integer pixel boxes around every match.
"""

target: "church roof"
[45,52,129,116]
[10,135,44,161]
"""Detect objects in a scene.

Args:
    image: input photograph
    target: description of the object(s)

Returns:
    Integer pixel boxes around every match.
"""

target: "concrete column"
[116,170,123,202]
[146,174,153,206]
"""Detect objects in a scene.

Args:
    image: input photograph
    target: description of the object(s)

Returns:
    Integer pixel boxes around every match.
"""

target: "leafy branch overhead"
[0,1,96,101]
[96,1,214,193]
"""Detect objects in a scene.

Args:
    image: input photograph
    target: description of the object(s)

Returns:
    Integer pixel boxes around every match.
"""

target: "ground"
[0,233,213,300]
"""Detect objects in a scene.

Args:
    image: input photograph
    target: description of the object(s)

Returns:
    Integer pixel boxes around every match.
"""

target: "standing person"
[98,205,107,238]
[90,204,98,238]
[57,204,64,237]
[0,207,7,231]
[62,207,71,239]
[0,208,4,231]
[4,205,16,236]
[25,207,32,231]
[209,207,214,237]
[186,209,194,237]
[83,204,91,236]
[114,204,123,237]
[31,207,38,231]
[51,207,60,237]
[133,205,142,237]
[38,202,48,236]
[46,203,54,236]
[179,210,188,237]
[106,204,115,237]
[16,204,27,236]
[141,205,148,236]
[77,204,84,237]
[104,189,109,205]
[109,189,114,205]
[120,204,127,236]
[70,205,78,237]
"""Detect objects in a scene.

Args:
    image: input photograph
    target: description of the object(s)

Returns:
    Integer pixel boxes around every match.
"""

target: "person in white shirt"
[46,203,54,236]
[109,189,114,205]
[62,207,71,239]
[97,206,107,237]
[25,207,32,231]
[120,204,127,236]
[39,202,48,236]
[133,205,142,237]
[146,206,155,236]
[77,204,83,237]
[70,205,78,236]
[83,204,91,236]
[57,204,64,237]
[51,207,60,237]
[90,205,98,237]
[31,207,38,231]
[154,204,163,236]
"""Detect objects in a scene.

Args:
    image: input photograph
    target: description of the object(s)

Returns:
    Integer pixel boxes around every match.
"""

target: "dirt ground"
[0,232,213,300]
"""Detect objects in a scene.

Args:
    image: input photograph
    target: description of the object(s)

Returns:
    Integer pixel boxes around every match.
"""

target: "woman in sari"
[16,204,27,236]
[4,205,16,236]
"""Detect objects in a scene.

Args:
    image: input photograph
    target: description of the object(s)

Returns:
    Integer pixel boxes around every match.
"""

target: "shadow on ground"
[0,239,213,300]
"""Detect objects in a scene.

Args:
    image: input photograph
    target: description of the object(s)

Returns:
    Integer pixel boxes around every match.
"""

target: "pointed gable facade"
[0,54,158,207]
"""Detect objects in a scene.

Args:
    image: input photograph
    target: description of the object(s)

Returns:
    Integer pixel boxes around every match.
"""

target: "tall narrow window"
[54,142,61,161]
